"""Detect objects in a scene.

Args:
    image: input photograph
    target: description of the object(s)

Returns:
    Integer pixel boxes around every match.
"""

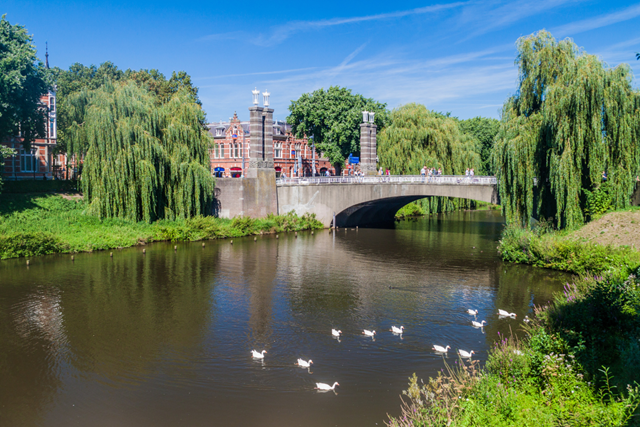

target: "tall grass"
[0,194,323,259]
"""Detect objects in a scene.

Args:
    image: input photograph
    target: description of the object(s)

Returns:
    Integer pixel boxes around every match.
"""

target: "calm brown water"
[0,210,572,427]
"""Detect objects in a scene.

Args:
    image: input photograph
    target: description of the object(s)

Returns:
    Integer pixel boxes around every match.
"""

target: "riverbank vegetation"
[498,220,640,279]
[0,193,323,259]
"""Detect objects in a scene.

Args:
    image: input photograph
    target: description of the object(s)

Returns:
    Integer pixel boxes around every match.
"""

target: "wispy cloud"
[197,67,318,80]
[553,3,640,36]
[457,0,583,40]
[199,2,466,47]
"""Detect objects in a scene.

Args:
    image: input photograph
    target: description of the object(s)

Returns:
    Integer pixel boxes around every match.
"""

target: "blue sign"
[350,157,360,164]
[291,150,296,156]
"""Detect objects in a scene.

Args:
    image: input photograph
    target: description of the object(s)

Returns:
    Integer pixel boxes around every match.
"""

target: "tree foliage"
[458,116,500,175]
[49,62,201,154]
[494,31,640,229]
[0,15,49,149]
[287,86,387,169]
[65,81,214,222]
[378,103,481,175]
[378,103,483,214]
[0,145,16,193]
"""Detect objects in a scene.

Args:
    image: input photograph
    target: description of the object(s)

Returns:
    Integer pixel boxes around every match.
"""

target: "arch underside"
[335,195,462,227]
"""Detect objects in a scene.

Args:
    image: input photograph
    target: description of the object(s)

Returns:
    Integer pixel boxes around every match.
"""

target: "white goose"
[467,309,478,316]
[315,382,340,391]
[472,320,486,328]
[296,359,313,368]
[331,329,342,337]
[363,329,376,337]
[433,345,451,353]
[498,309,517,318]
[251,350,267,359]
[390,326,404,334]
[458,349,475,358]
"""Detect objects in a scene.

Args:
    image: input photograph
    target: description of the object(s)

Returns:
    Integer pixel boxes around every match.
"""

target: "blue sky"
[4,0,639,122]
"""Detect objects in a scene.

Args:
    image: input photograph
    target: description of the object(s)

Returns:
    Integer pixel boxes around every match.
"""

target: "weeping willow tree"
[494,31,640,229]
[378,103,482,213]
[65,81,214,222]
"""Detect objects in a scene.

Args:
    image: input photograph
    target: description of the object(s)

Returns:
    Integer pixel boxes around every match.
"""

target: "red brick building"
[208,112,334,178]
[1,87,69,181]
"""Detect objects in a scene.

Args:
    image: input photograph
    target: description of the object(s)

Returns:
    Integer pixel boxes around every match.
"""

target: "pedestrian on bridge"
[421,166,426,182]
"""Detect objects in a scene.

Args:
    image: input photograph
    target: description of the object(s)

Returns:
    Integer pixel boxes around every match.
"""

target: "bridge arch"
[276,176,499,227]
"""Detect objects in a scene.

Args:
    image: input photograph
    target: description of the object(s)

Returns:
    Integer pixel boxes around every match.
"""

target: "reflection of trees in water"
[60,245,217,379]
[0,286,65,427]
[482,263,573,340]
[281,212,504,324]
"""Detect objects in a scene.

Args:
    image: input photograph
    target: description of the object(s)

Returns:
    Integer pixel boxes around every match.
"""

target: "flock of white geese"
[251,308,524,392]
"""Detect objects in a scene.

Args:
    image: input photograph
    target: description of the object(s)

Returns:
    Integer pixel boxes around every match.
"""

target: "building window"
[50,97,55,112]
[274,142,282,158]
[216,128,223,137]
[220,144,225,158]
[50,119,56,139]
[21,148,38,172]
[234,143,240,158]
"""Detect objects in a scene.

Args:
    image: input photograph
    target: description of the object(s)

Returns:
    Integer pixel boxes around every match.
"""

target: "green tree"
[50,63,202,156]
[287,86,387,172]
[458,116,499,175]
[378,103,482,214]
[494,31,640,229]
[124,69,201,105]
[65,81,214,222]
[378,103,481,175]
[0,15,49,149]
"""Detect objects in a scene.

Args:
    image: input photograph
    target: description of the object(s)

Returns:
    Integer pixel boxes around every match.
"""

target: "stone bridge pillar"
[231,89,277,218]
[360,111,377,175]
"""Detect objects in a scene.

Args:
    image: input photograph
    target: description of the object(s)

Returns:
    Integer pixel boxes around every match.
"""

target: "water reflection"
[0,210,572,427]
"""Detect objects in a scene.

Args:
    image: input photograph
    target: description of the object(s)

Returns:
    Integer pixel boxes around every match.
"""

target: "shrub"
[395,202,426,219]
[0,232,68,259]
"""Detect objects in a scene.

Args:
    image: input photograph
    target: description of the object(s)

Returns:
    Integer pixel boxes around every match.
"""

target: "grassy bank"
[0,193,323,259]
[498,217,640,279]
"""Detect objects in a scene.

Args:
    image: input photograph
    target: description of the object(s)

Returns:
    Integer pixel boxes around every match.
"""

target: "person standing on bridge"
[421,166,426,182]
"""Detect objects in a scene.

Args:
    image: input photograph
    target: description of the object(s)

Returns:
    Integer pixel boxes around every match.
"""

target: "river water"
[0,210,572,427]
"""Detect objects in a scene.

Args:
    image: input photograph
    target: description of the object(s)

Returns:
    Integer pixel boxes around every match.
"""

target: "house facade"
[208,112,334,178]
[1,87,68,181]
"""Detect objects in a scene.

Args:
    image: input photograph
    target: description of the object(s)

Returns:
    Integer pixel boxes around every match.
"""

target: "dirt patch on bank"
[60,193,83,201]
[569,210,640,249]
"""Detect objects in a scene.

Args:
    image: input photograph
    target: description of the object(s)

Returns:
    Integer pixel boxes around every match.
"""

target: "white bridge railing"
[276,175,497,186]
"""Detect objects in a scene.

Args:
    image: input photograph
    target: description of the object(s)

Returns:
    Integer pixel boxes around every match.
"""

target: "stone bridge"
[215,175,499,227]
[276,175,498,227]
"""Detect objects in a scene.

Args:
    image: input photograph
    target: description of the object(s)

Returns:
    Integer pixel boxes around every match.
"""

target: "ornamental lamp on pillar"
[362,111,369,124]
[252,88,260,105]
[369,111,375,124]
[263,90,270,107]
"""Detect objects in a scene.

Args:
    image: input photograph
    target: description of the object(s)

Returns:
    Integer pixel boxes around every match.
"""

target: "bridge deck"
[276,175,497,186]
